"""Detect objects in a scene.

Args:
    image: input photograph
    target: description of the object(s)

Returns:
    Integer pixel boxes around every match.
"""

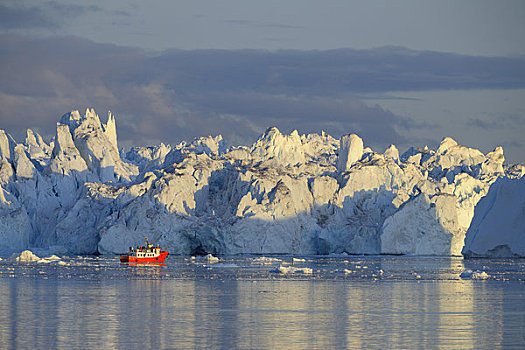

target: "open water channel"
[1,255,525,349]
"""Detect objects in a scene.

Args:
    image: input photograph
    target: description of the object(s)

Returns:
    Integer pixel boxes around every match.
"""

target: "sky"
[1,0,525,163]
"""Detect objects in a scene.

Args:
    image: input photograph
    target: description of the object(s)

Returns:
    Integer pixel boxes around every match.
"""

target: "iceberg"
[0,108,522,257]
[462,177,525,257]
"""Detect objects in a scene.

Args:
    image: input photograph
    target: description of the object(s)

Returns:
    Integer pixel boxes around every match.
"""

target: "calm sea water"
[1,255,524,349]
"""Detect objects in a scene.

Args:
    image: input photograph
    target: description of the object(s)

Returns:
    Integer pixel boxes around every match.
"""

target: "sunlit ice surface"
[1,255,525,349]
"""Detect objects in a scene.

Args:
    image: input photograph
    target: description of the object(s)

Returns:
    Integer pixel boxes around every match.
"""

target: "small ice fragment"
[9,250,40,262]
[293,258,306,263]
[46,255,61,261]
[344,269,352,274]
[37,254,63,264]
[272,265,312,274]
[269,265,287,274]
[297,267,313,274]
[253,256,282,265]
[205,254,219,264]
[473,271,490,279]
[460,269,490,279]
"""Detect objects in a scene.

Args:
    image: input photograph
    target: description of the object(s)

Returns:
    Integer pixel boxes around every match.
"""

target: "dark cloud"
[468,118,505,130]
[1,35,524,156]
[44,1,102,17]
[182,91,413,145]
[0,2,101,31]
[0,4,56,29]
[468,113,525,130]
[150,47,525,95]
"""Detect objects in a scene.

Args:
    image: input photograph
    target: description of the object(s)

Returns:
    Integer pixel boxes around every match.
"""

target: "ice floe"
[460,269,491,280]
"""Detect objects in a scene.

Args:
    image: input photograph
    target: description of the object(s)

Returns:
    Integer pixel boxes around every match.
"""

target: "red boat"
[120,238,169,263]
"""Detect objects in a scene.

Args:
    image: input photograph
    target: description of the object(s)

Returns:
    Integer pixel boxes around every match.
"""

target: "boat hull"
[120,251,169,263]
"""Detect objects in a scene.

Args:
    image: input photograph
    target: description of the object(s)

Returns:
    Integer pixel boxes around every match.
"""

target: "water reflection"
[0,257,524,349]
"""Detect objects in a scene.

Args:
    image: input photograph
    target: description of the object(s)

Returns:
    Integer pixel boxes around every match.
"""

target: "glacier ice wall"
[0,108,522,256]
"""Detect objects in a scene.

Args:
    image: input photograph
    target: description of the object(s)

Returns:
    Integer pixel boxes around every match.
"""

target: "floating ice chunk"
[272,265,313,274]
[45,254,61,261]
[292,258,306,263]
[205,254,219,264]
[253,256,282,265]
[354,265,369,269]
[37,254,62,264]
[460,269,490,280]
[9,250,40,262]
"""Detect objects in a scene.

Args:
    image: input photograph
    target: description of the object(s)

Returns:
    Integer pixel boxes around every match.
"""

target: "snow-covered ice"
[0,108,522,257]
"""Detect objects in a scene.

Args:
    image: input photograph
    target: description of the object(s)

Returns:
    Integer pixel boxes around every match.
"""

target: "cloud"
[151,47,525,95]
[0,2,101,31]
[0,35,524,157]
[223,19,303,30]
[44,1,102,17]
[468,113,525,130]
[0,4,56,29]
[182,91,414,144]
